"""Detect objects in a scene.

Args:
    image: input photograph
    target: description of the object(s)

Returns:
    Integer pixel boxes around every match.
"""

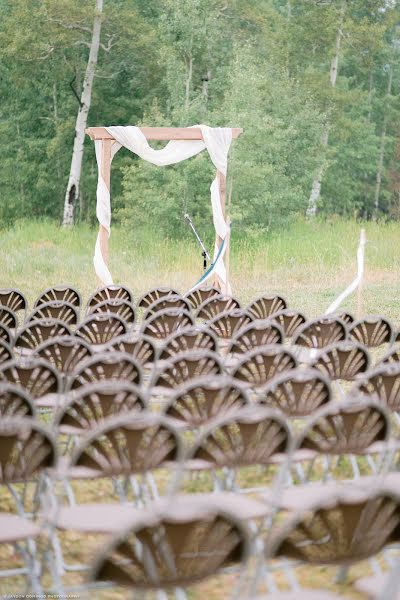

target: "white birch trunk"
[62,0,103,226]
[374,65,393,217]
[306,0,345,218]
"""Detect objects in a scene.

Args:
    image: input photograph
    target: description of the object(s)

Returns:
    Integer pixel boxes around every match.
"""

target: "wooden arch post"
[86,126,243,292]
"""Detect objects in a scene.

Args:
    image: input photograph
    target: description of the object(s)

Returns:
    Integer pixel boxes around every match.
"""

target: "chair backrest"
[138,287,180,309]
[35,335,93,374]
[185,286,221,310]
[228,319,284,355]
[159,326,218,360]
[196,294,241,321]
[0,383,35,418]
[292,316,348,349]
[75,313,128,345]
[208,310,253,340]
[355,363,400,412]
[164,375,250,427]
[141,308,194,340]
[0,339,13,365]
[0,288,27,313]
[247,294,287,320]
[143,295,191,321]
[68,351,142,390]
[87,299,136,325]
[34,285,81,308]
[55,381,147,432]
[0,306,18,330]
[298,398,390,455]
[380,347,400,367]
[152,350,223,391]
[14,318,71,351]
[70,413,181,477]
[311,341,370,381]
[257,368,331,417]
[349,316,394,347]
[105,334,157,366]
[192,406,291,468]
[86,285,133,308]
[0,416,56,483]
[0,323,13,346]
[27,301,79,326]
[329,311,355,326]
[270,309,307,338]
[90,495,249,589]
[231,344,297,388]
[0,357,61,399]
[269,486,400,565]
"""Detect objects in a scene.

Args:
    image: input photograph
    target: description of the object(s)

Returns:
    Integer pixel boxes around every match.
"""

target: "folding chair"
[185,285,220,310]
[247,294,287,320]
[354,362,400,428]
[151,350,223,396]
[141,308,194,341]
[14,319,71,353]
[349,315,394,348]
[143,294,192,321]
[86,284,133,308]
[163,375,250,430]
[0,287,28,317]
[196,293,241,321]
[67,351,142,391]
[257,367,332,418]
[34,335,93,391]
[86,298,136,326]
[0,357,61,410]
[208,309,253,343]
[158,325,218,360]
[270,309,307,339]
[231,345,297,390]
[34,285,81,308]
[227,320,284,361]
[27,301,79,327]
[292,316,348,351]
[75,312,128,346]
[105,333,157,367]
[311,341,370,382]
[0,416,57,593]
[0,306,18,330]
[138,286,180,310]
[0,383,36,418]
[90,494,251,599]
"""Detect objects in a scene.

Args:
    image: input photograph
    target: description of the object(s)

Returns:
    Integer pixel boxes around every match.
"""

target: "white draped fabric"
[93,125,233,292]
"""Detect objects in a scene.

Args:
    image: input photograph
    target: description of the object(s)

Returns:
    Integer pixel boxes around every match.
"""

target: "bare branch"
[22,46,55,61]
[46,17,92,35]
[73,40,92,49]
[99,35,118,53]
[69,75,83,107]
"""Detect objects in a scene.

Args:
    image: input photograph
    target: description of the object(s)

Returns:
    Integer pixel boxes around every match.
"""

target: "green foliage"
[0,0,400,232]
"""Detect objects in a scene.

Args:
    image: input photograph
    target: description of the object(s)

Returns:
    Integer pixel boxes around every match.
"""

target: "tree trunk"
[374,65,393,218]
[62,0,103,226]
[306,0,345,218]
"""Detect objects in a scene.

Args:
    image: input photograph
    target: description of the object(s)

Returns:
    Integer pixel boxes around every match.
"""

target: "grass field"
[1,218,399,323]
[0,218,399,598]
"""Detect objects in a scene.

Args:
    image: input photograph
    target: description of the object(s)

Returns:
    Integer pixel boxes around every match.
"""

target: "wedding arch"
[86,125,243,295]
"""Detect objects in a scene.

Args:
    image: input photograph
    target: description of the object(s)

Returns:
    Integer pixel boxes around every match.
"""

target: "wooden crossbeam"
[86,126,243,141]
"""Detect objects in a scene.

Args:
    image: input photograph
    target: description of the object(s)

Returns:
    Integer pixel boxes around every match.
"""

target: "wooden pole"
[99,139,112,284]
[215,170,228,293]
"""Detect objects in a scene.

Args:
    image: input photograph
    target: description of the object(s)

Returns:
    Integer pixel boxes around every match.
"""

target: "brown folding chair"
[75,312,128,346]
[311,341,370,381]
[257,368,332,418]
[354,363,400,426]
[34,335,93,382]
[231,345,298,390]
[164,375,250,429]
[141,308,194,341]
[151,350,223,395]
[138,286,180,310]
[0,288,27,315]
[67,351,142,391]
[208,309,253,341]
[0,417,56,593]
[86,284,133,308]
[247,294,287,320]
[27,301,79,326]
[86,298,136,326]
[349,315,394,347]
[185,285,220,310]
[104,333,157,367]
[270,309,307,339]
[143,294,191,321]
[292,316,348,349]
[196,293,241,321]
[159,325,218,360]
[0,306,18,330]
[14,319,71,353]
[34,285,81,308]
[0,383,36,418]
[228,320,284,358]
[0,357,61,410]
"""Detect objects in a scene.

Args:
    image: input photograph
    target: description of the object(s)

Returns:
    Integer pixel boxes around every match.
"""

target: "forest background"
[1,0,400,242]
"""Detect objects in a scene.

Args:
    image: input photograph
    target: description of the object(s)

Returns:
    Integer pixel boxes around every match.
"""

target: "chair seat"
[355,574,400,599]
[53,503,142,533]
[0,513,41,543]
